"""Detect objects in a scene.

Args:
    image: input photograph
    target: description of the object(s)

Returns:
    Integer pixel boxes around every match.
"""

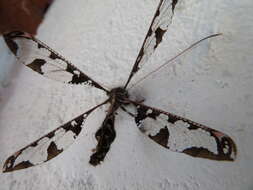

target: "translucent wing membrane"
[4,31,108,92]
[129,101,236,161]
[124,0,178,88]
[3,101,107,173]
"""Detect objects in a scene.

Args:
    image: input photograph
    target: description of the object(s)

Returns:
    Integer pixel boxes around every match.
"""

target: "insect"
[3,0,236,173]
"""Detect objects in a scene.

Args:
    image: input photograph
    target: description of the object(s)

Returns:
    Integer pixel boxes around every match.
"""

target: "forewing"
[124,0,178,88]
[3,31,107,92]
[3,101,107,173]
[130,102,237,161]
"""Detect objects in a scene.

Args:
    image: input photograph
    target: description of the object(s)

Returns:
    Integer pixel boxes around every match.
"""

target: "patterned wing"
[129,101,237,161]
[124,0,178,88]
[3,101,107,173]
[3,31,108,92]
[89,112,116,166]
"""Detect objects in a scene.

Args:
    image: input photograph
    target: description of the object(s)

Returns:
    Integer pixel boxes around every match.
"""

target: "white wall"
[0,0,252,189]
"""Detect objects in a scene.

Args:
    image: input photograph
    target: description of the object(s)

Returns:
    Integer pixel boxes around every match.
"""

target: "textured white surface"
[0,0,253,189]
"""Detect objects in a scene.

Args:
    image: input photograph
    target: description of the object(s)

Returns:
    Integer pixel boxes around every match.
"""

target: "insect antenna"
[128,33,222,90]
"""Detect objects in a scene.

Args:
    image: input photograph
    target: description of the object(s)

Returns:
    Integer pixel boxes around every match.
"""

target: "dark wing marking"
[89,113,116,166]
[124,0,178,88]
[89,101,118,166]
[129,101,237,161]
[3,31,108,92]
[3,100,108,173]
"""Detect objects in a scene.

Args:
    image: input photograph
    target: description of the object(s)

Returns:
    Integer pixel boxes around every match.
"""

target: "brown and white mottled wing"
[124,0,178,88]
[130,102,237,161]
[3,101,106,173]
[3,31,107,92]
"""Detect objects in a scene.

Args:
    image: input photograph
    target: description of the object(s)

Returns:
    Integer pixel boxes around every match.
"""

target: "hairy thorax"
[107,87,129,105]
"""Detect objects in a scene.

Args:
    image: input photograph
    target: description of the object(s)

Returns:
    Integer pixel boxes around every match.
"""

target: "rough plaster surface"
[0,0,253,189]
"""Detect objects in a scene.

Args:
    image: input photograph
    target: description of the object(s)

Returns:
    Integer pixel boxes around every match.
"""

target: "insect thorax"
[108,87,129,104]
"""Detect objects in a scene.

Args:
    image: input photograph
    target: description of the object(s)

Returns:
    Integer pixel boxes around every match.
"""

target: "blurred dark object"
[0,0,53,35]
